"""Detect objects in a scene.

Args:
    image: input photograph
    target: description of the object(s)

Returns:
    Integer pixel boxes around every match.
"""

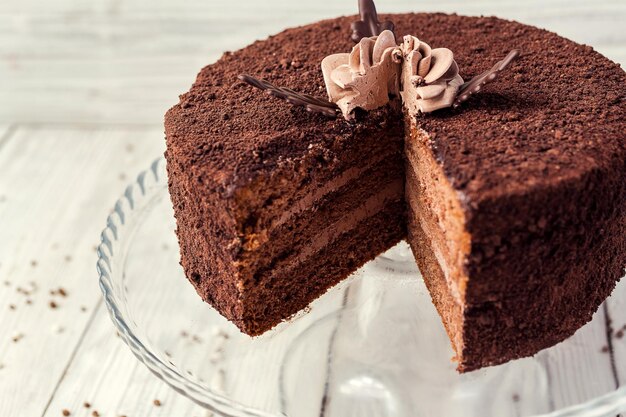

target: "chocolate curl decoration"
[351,0,395,42]
[238,74,339,118]
[453,49,520,108]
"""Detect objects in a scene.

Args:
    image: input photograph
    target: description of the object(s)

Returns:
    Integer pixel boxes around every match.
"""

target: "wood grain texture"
[0,124,12,136]
[0,0,624,124]
[538,306,619,410]
[41,302,207,417]
[0,1,624,416]
[607,278,626,384]
[0,125,165,417]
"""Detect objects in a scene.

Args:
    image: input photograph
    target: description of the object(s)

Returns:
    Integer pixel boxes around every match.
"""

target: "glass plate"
[97,158,626,417]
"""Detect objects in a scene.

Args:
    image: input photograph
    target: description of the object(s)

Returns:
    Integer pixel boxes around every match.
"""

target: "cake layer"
[236,128,403,237]
[236,149,404,279]
[167,155,243,321]
[257,148,392,233]
[407,205,464,363]
[228,134,406,334]
[245,178,403,284]
[404,124,471,357]
[240,199,406,335]
[404,126,470,303]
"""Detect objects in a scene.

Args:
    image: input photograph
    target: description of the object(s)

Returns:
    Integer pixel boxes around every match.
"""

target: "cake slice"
[165,13,626,371]
[166,87,406,335]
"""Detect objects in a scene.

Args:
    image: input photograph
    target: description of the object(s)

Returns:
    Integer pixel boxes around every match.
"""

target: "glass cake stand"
[97,158,626,417]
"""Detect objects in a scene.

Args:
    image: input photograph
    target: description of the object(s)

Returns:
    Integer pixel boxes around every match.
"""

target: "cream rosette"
[321,30,401,119]
[399,35,464,114]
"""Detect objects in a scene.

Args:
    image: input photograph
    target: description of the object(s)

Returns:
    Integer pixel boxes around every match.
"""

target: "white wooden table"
[0,1,624,416]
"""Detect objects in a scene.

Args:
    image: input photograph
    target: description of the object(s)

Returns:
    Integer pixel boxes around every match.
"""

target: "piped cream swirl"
[399,35,464,114]
[321,30,401,119]
[321,32,464,118]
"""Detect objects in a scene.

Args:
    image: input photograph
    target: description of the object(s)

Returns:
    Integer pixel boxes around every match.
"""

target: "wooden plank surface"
[0,125,168,417]
[41,302,206,417]
[0,1,625,416]
[607,278,626,384]
[0,125,12,150]
[538,305,621,410]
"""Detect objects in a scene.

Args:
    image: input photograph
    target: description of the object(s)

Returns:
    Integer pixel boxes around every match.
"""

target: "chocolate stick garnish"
[453,49,520,108]
[351,0,395,42]
[238,74,339,118]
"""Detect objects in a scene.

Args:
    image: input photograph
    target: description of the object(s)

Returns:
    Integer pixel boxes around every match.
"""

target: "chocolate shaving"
[238,74,339,118]
[454,49,520,108]
[351,0,395,43]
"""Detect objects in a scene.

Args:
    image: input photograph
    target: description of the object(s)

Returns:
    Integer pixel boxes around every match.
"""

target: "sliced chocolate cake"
[165,7,626,372]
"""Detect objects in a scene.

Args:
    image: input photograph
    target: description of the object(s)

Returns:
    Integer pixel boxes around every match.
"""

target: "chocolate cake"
[165,10,626,372]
